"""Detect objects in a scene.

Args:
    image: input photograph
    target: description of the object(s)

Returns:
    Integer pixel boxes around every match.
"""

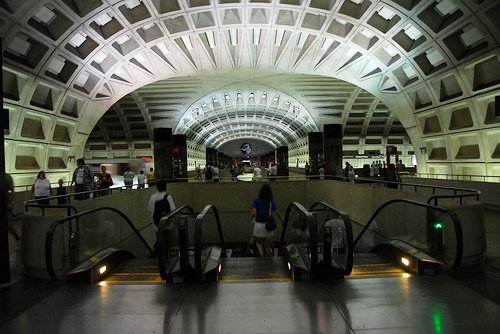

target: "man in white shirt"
[148,180,176,256]
[137,170,146,189]
[148,180,176,232]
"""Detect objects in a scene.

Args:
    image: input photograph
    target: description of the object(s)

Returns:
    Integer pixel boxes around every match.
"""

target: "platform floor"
[1,208,500,333]
[2,276,500,334]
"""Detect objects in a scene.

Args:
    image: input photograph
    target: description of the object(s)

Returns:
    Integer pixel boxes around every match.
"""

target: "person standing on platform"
[146,168,155,187]
[268,163,277,181]
[32,171,52,205]
[194,164,202,181]
[251,184,283,256]
[137,170,146,189]
[319,164,325,180]
[253,165,262,181]
[384,163,400,189]
[71,158,93,200]
[98,166,113,196]
[56,179,67,205]
[123,167,134,190]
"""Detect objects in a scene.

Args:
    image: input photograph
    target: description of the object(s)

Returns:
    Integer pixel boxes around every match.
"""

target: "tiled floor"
[1,209,499,333]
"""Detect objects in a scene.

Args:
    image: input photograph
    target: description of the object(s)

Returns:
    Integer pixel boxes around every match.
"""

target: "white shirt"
[137,174,146,184]
[34,178,51,197]
[212,166,220,180]
[148,191,176,231]
[76,168,85,184]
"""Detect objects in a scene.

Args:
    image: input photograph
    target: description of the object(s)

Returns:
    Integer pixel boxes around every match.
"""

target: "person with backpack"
[148,179,176,232]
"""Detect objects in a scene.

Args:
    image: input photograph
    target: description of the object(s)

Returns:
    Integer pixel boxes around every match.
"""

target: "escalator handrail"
[352,199,463,270]
[194,204,226,281]
[278,201,318,277]
[309,201,354,276]
[45,206,154,280]
[156,205,196,280]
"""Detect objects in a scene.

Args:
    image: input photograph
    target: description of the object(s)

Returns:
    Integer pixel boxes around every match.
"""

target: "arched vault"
[2,0,500,181]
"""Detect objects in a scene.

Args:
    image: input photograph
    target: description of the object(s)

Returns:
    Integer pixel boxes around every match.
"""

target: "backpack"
[205,167,213,180]
[153,194,171,226]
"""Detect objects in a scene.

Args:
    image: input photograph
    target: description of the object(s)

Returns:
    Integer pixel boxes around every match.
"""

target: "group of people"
[123,167,156,190]
[28,159,158,205]
[147,180,283,257]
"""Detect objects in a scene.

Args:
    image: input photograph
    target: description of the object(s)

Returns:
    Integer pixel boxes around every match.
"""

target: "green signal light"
[433,220,444,230]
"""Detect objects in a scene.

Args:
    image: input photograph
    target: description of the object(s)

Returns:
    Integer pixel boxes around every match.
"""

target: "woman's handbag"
[265,203,277,231]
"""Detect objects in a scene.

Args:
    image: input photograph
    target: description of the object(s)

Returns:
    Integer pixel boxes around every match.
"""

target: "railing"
[278,202,318,278]
[194,205,226,281]
[309,201,354,277]
[24,203,79,217]
[156,205,196,280]
[405,172,500,183]
[45,207,154,280]
[353,199,463,270]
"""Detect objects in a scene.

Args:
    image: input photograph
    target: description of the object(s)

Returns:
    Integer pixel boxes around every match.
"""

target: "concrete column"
[206,148,217,166]
[308,132,324,177]
[153,128,173,181]
[324,124,343,177]
[276,146,289,177]
[172,134,188,181]
[1,34,10,283]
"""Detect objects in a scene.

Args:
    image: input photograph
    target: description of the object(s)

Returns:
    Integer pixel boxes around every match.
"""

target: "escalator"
[309,200,464,278]
[44,206,197,284]
[157,202,322,283]
[44,199,463,284]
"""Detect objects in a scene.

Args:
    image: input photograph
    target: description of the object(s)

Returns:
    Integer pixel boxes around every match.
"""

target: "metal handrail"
[24,203,78,217]
[352,199,463,270]
[45,206,154,280]
[156,205,196,280]
[278,201,318,278]
[309,201,354,276]
[194,204,225,281]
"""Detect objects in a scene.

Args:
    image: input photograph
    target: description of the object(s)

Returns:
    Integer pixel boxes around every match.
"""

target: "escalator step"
[218,257,291,282]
